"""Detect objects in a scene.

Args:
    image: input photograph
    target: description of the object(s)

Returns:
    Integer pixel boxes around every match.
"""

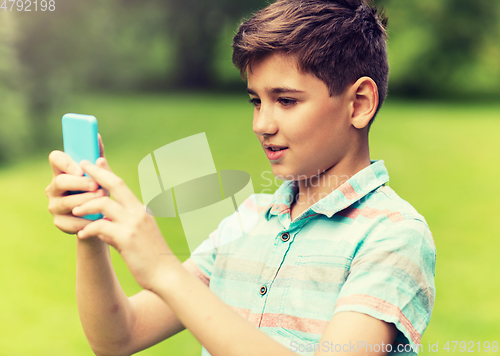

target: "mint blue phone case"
[62,113,103,221]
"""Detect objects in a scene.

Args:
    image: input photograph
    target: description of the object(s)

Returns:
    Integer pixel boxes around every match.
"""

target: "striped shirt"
[183,160,436,355]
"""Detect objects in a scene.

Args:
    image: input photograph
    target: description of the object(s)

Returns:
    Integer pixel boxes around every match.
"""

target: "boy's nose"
[253,105,278,137]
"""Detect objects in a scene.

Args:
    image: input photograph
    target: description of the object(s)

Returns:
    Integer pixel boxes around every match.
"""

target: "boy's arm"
[76,237,186,356]
[46,151,186,356]
[315,312,397,355]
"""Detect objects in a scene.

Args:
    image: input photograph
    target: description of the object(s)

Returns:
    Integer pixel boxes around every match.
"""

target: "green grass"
[0,93,499,355]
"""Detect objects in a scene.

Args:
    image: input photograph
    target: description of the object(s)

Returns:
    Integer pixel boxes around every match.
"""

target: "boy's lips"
[264,144,289,161]
[263,143,288,150]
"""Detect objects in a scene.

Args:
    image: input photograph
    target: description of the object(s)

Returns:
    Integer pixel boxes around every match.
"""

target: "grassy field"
[0,92,499,355]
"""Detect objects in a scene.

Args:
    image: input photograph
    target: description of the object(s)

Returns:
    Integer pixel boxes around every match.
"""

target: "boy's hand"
[46,152,104,234]
[73,159,173,291]
[45,134,108,235]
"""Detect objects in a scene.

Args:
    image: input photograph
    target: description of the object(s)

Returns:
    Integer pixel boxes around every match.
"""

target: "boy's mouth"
[264,144,288,151]
[264,145,289,161]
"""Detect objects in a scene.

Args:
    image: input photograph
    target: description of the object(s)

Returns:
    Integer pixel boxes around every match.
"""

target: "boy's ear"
[349,77,378,129]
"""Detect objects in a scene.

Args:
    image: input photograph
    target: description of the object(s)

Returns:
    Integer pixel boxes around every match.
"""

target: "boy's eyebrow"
[247,87,305,95]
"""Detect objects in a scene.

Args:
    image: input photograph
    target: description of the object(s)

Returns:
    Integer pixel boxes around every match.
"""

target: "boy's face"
[247,52,357,181]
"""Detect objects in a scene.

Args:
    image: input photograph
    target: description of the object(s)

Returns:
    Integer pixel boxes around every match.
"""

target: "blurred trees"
[0,12,28,163]
[0,0,499,164]
[160,0,265,88]
[380,0,500,97]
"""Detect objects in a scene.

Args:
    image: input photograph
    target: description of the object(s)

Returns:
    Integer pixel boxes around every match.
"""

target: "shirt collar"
[264,160,390,220]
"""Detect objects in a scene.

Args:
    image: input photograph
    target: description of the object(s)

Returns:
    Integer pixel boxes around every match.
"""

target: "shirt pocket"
[278,254,352,341]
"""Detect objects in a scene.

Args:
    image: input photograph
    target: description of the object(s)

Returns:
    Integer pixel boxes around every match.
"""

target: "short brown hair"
[232,0,389,122]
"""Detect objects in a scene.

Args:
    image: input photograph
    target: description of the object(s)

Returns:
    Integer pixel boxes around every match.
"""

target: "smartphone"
[62,113,103,221]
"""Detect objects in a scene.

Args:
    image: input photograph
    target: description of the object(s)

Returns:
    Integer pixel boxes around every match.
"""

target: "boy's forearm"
[76,237,134,355]
[152,257,295,356]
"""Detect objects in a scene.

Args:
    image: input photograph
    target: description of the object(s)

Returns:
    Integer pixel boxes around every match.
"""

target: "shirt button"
[281,232,290,242]
[259,285,267,295]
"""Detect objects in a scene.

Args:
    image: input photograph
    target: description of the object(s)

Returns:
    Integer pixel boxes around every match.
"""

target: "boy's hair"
[232,0,389,123]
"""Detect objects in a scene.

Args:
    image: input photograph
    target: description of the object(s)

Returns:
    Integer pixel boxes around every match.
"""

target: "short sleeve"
[182,193,267,287]
[182,228,218,287]
[333,218,436,354]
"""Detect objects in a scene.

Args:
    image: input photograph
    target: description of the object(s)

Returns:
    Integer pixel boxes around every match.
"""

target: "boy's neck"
[290,152,371,221]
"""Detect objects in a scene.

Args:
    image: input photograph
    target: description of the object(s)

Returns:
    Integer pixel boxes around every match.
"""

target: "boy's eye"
[249,98,261,107]
[278,98,297,106]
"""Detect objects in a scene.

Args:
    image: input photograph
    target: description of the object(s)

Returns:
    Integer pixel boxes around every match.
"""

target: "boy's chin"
[271,165,327,183]
[270,166,302,182]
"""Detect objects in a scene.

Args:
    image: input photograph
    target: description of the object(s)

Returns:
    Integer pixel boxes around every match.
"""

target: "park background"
[1,0,499,354]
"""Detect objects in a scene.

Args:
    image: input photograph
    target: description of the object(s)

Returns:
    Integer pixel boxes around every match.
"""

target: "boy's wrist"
[148,255,186,298]
[76,235,108,254]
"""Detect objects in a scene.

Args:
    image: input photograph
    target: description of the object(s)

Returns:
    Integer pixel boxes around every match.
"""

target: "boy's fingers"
[72,196,127,222]
[49,174,99,197]
[77,219,124,248]
[80,161,139,206]
[98,134,106,158]
[51,190,105,215]
[53,214,93,235]
[49,150,83,177]
[96,157,111,172]
[95,158,112,197]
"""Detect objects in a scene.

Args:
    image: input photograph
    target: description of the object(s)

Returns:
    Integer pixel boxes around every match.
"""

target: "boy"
[45,0,436,355]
